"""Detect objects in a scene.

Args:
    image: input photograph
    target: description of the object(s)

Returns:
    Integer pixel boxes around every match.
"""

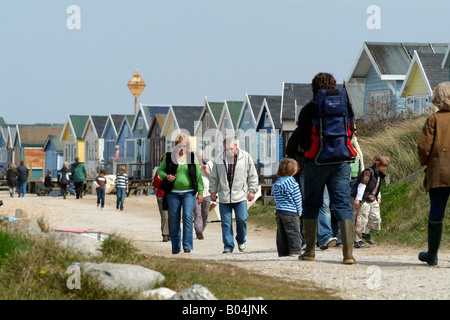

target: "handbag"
[159,178,174,192]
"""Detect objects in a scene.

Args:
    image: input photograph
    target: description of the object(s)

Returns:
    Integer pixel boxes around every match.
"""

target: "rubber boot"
[299,219,318,261]
[418,221,442,266]
[339,220,356,264]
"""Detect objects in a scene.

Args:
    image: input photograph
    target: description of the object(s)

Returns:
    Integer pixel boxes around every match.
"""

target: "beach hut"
[6,125,20,167]
[255,96,282,176]
[42,134,64,178]
[161,105,203,153]
[60,115,89,163]
[442,45,450,80]
[115,115,136,163]
[279,83,312,156]
[82,115,108,177]
[236,94,274,163]
[347,42,447,119]
[101,114,130,169]
[147,113,167,175]
[18,124,63,179]
[0,126,8,172]
[193,97,223,160]
[131,105,170,177]
[398,50,449,115]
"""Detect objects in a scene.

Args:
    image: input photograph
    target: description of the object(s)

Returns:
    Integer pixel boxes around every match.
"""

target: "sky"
[1,0,449,125]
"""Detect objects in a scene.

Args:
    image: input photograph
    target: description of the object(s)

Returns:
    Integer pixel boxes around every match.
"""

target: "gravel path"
[1,193,448,300]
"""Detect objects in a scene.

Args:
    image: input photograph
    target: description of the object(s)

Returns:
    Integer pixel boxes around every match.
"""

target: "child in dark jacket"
[353,153,390,248]
[272,158,303,257]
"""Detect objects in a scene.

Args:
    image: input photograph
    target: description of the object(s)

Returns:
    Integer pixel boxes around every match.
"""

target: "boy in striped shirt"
[115,166,129,211]
[272,158,303,257]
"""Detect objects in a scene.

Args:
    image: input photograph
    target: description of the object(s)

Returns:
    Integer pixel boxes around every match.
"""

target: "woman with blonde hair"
[417,81,450,266]
[158,133,204,254]
[6,163,19,198]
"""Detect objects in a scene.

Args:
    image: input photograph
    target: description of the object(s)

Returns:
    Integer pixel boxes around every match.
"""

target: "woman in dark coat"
[6,163,19,198]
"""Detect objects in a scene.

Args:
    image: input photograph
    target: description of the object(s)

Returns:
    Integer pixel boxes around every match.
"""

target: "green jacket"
[71,161,87,182]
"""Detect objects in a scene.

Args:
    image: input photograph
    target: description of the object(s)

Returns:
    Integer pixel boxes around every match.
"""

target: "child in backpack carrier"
[272,158,303,257]
[352,153,390,248]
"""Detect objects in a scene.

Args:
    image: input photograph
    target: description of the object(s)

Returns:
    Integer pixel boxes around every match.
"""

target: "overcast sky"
[1,0,449,124]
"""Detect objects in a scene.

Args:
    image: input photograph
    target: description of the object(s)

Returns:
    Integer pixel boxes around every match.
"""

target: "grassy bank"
[0,224,337,300]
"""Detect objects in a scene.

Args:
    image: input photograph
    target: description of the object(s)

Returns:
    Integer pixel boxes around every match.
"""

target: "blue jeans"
[300,178,335,245]
[428,187,450,222]
[116,187,126,210]
[17,181,27,197]
[317,185,334,245]
[96,188,105,207]
[167,191,196,254]
[302,162,354,221]
[219,201,248,251]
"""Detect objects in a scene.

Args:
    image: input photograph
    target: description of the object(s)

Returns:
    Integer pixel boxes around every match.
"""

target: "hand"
[167,174,176,182]
[354,199,360,209]
[210,192,217,202]
[197,194,203,204]
[377,198,381,204]
[248,192,255,202]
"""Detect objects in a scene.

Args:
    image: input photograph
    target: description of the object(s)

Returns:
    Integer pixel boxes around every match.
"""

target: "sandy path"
[0,192,448,300]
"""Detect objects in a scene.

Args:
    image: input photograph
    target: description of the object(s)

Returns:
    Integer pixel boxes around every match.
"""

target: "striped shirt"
[115,173,128,189]
[271,176,302,216]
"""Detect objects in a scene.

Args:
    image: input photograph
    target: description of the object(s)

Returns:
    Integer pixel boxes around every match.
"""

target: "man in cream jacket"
[209,136,259,253]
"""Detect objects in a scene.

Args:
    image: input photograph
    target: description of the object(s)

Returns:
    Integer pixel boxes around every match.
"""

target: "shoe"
[223,249,232,254]
[162,235,169,242]
[238,243,246,252]
[319,237,338,250]
[97,204,100,208]
[101,207,104,211]
[362,232,375,244]
[196,231,204,240]
[354,240,370,248]
[184,249,191,253]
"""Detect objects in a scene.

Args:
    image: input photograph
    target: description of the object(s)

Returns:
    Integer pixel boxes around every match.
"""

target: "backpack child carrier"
[304,88,357,165]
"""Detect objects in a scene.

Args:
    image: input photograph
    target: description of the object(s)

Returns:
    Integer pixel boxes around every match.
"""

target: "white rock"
[140,287,176,300]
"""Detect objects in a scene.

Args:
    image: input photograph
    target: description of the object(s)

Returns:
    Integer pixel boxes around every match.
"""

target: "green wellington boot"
[418,221,443,266]
[299,219,318,261]
[339,220,356,264]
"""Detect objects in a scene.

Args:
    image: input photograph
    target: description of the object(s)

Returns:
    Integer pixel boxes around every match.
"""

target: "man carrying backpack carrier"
[296,72,357,264]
